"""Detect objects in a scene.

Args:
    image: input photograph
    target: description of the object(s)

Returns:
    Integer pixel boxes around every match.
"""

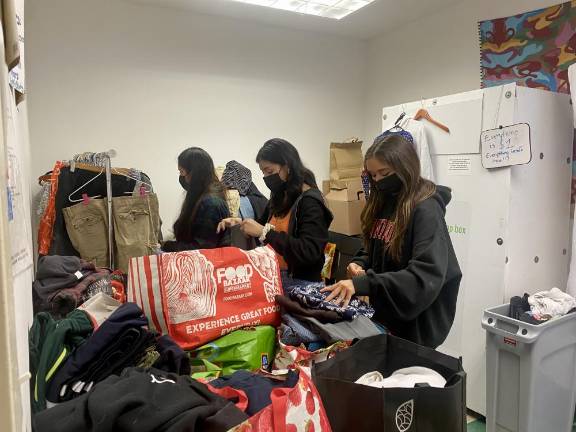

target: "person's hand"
[216,217,242,233]
[321,280,355,308]
[347,262,365,278]
[240,219,265,238]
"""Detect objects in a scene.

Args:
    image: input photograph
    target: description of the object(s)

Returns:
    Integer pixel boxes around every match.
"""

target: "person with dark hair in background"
[163,147,230,252]
[321,134,461,348]
[218,138,332,282]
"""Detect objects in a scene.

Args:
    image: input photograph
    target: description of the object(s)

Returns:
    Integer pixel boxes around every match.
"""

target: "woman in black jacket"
[163,147,230,252]
[321,133,461,348]
[218,138,332,282]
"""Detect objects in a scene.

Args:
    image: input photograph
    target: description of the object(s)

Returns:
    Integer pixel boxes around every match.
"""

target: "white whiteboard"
[481,123,531,169]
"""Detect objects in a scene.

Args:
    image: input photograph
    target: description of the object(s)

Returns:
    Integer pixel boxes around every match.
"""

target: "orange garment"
[38,161,63,255]
[269,213,291,270]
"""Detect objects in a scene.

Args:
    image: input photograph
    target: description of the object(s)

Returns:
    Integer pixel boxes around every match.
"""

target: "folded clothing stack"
[285,281,375,321]
[277,278,380,349]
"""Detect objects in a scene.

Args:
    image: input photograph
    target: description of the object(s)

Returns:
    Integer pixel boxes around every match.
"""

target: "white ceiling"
[126,0,464,40]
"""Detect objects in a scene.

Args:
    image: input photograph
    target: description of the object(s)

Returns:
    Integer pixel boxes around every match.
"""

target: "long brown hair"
[174,147,226,242]
[361,134,436,262]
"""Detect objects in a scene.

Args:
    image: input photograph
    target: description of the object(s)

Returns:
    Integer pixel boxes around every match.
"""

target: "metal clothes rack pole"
[105,150,116,268]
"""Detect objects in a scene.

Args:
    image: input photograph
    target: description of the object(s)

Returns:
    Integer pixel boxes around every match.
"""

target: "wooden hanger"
[413,108,450,133]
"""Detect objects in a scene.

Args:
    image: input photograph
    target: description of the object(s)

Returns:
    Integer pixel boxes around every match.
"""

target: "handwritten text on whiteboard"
[481,123,531,169]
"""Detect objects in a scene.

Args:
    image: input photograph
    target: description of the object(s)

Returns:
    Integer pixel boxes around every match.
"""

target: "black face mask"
[263,173,286,193]
[179,175,188,191]
[375,173,403,195]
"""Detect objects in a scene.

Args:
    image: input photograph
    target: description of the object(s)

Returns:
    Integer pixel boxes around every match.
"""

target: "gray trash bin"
[481,304,576,432]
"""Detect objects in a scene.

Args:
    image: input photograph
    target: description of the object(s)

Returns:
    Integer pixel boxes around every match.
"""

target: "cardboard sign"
[481,123,531,169]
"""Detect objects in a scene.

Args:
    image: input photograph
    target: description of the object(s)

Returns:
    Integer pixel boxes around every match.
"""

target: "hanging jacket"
[351,186,461,348]
[260,188,333,282]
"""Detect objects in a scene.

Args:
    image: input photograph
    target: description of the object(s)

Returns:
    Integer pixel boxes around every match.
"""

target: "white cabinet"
[381,84,573,415]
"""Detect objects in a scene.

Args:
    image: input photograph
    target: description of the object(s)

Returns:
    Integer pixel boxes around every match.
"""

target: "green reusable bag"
[189,326,276,379]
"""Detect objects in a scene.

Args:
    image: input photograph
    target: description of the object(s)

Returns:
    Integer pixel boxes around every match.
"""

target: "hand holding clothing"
[217,217,242,233]
[321,280,356,308]
[240,218,265,238]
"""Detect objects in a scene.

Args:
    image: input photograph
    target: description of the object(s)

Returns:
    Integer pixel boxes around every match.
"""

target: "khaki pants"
[63,199,109,267]
[112,194,161,273]
[63,194,161,272]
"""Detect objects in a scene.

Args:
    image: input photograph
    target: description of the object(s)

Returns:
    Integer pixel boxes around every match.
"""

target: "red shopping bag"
[127,246,282,349]
[228,370,332,432]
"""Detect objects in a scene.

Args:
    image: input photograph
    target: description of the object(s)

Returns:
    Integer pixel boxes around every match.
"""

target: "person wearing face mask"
[218,138,333,282]
[163,147,230,252]
[321,133,461,348]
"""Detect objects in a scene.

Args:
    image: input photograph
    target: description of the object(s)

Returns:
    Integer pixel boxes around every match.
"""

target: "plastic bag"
[190,326,276,379]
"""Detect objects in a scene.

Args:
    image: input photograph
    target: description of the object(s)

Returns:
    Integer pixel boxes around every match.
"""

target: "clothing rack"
[105,152,114,268]
[39,151,118,268]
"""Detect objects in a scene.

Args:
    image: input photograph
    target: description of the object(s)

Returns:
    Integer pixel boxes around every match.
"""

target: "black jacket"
[260,188,333,282]
[33,368,247,432]
[352,186,461,348]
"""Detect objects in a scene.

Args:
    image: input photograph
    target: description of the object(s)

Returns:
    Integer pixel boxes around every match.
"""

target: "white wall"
[26,0,366,237]
[364,0,565,140]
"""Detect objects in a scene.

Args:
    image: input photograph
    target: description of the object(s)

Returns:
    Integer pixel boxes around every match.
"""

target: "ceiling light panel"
[229,0,376,19]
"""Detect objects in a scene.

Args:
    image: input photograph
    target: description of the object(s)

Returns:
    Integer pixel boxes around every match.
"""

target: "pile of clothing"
[30,301,188,414]
[276,279,383,350]
[509,287,576,325]
[33,368,248,432]
[32,255,125,318]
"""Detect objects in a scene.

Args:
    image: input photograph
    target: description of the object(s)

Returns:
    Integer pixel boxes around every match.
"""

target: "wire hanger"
[413,108,450,133]
[111,168,153,194]
[68,169,104,203]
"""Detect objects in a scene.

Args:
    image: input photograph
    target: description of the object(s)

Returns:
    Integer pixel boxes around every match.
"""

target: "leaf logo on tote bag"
[395,399,414,432]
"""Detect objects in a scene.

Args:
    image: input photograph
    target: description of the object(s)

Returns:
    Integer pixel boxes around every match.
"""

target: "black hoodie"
[260,188,333,282]
[351,186,461,348]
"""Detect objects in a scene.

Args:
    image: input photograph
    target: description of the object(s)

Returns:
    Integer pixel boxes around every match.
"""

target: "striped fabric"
[128,254,169,335]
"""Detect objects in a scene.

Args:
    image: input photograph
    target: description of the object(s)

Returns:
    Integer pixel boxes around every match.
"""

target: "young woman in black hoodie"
[218,138,333,282]
[322,133,461,348]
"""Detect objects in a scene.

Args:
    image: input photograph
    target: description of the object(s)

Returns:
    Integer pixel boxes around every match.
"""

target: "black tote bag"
[312,334,466,432]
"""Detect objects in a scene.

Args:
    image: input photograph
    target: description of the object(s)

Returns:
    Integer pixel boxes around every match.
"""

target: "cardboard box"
[322,180,331,197]
[326,178,364,202]
[326,197,365,236]
[330,140,364,182]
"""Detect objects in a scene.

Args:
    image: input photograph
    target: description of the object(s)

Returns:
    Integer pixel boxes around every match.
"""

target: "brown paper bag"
[330,139,363,183]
